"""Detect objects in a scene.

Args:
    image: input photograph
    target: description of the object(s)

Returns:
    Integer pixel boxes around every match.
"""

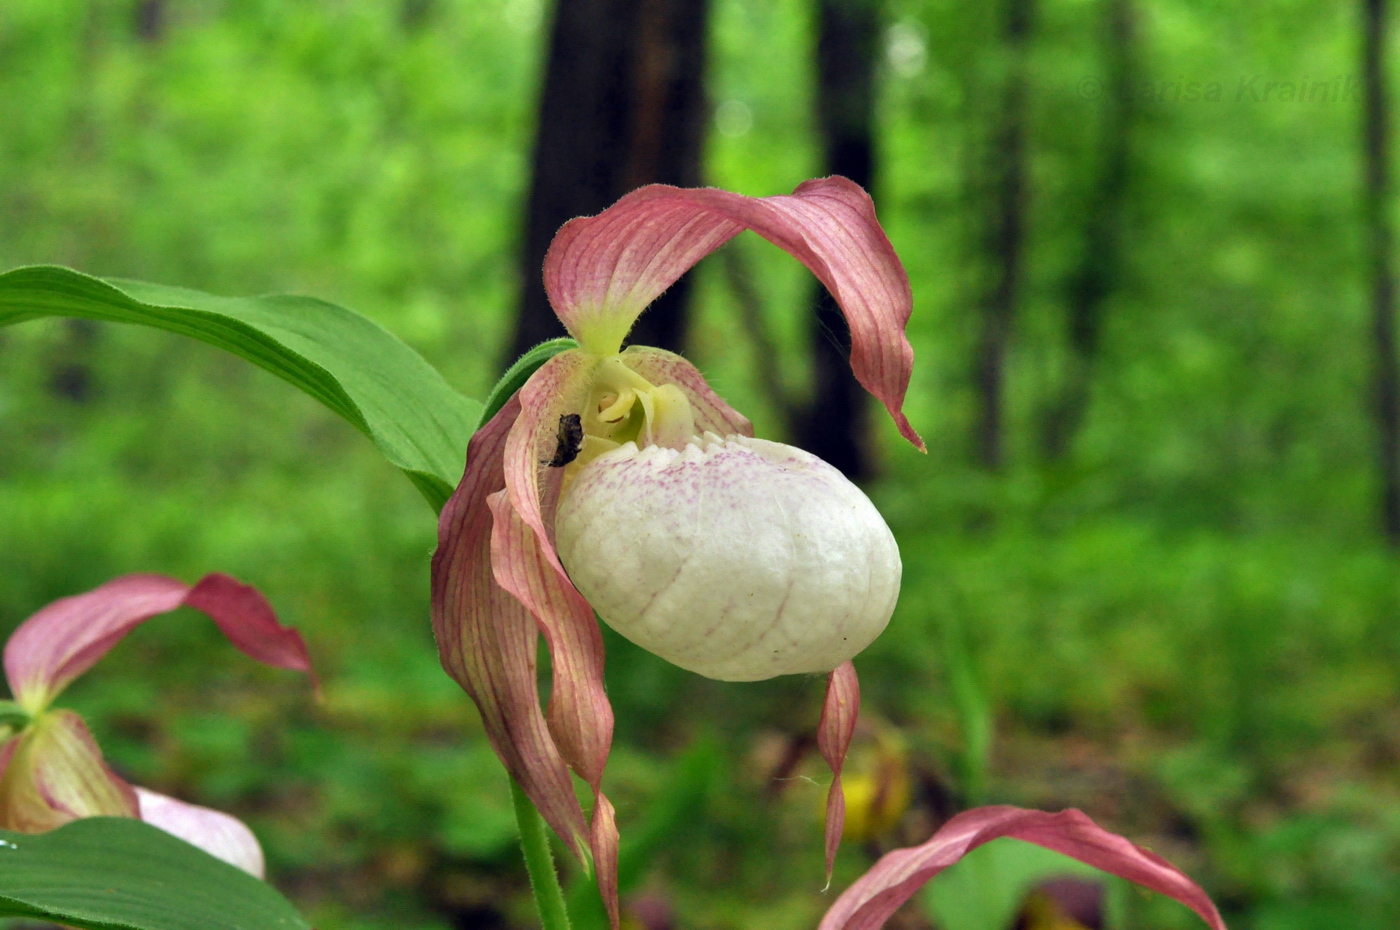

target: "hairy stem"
[512,780,574,930]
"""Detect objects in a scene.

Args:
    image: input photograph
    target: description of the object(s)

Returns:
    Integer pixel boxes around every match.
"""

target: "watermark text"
[1075,75,1361,105]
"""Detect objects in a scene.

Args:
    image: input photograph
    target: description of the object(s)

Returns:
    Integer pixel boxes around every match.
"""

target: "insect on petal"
[818,806,1227,930]
[543,177,922,450]
[430,396,591,862]
[818,662,860,882]
[493,351,623,924]
[4,573,315,713]
[502,350,598,571]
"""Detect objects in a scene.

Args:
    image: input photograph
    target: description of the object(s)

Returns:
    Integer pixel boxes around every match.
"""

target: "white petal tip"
[136,787,266,879]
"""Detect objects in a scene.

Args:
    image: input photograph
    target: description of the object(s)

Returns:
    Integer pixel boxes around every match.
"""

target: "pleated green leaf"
[0,265,482,504]
[0,817,310,930]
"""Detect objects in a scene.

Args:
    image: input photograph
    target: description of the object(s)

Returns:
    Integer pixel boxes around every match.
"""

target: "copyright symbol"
[1077,78,1104,100]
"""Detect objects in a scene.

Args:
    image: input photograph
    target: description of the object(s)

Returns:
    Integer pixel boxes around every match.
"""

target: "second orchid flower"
[0,573,315,876]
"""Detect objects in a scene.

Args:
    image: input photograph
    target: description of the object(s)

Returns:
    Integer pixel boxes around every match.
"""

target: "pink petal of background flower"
[819,805,1226,930]
[5,572,315,711]
[0,711,137,833]
[136,787,266,877]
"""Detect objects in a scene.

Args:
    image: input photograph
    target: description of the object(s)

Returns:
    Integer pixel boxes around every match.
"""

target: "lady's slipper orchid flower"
[431,176,924,923]
[0,573,315,877]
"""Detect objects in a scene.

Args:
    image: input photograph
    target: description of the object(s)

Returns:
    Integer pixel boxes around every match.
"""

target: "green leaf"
[0,817,310,930]
[0,265,481,506]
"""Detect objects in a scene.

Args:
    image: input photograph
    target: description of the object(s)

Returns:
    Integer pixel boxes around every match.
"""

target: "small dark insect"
[542,413,584,467]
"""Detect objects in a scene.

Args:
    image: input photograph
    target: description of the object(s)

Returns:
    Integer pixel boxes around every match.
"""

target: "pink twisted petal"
[5,573,314,712]
[488,491,611,787]
[543,177,922,449]
[430,396,591,862]
[817,662,860,881]
[590,791,621,930]
[819,805,1226,930]
[494,350,622,925]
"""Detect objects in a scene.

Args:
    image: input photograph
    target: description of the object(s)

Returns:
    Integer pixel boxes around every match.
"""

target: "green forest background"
[2,1,1398,928]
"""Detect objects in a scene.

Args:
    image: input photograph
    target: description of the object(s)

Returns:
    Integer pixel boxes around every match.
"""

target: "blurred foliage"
[3,0,1400,928]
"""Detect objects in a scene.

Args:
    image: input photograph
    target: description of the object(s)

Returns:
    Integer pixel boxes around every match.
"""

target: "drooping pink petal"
[430,395,591,862]
[502,350,598,576]
[0,711,137,834]
[620,347,754,439]
[5,573,315,713]
[818,806,1227,930]
[488,492,612,788]
[5,575,187,711]
[590,792,621,930]
[493,350,622,925]
[543,177,923,450]
[135,787,265,878]
[818,662,860,881]
[183,574,317,692]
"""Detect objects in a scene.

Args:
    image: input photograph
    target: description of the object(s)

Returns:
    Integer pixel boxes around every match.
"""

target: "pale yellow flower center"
[569,355,698,472]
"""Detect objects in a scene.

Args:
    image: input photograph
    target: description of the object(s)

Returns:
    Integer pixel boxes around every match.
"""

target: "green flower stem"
[0,701,31,732]
[511,780,574,930]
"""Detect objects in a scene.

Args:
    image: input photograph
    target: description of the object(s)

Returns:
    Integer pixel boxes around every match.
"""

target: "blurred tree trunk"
[1042,0,1136,460]
[400,0,434,31]
[47,320,100,403]
[54,5,127,402]
[134,0,164,41]
[973,0,1035,471]
[796,0,881,479]
[509,0,710,361]
[1362,0,1400,543]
